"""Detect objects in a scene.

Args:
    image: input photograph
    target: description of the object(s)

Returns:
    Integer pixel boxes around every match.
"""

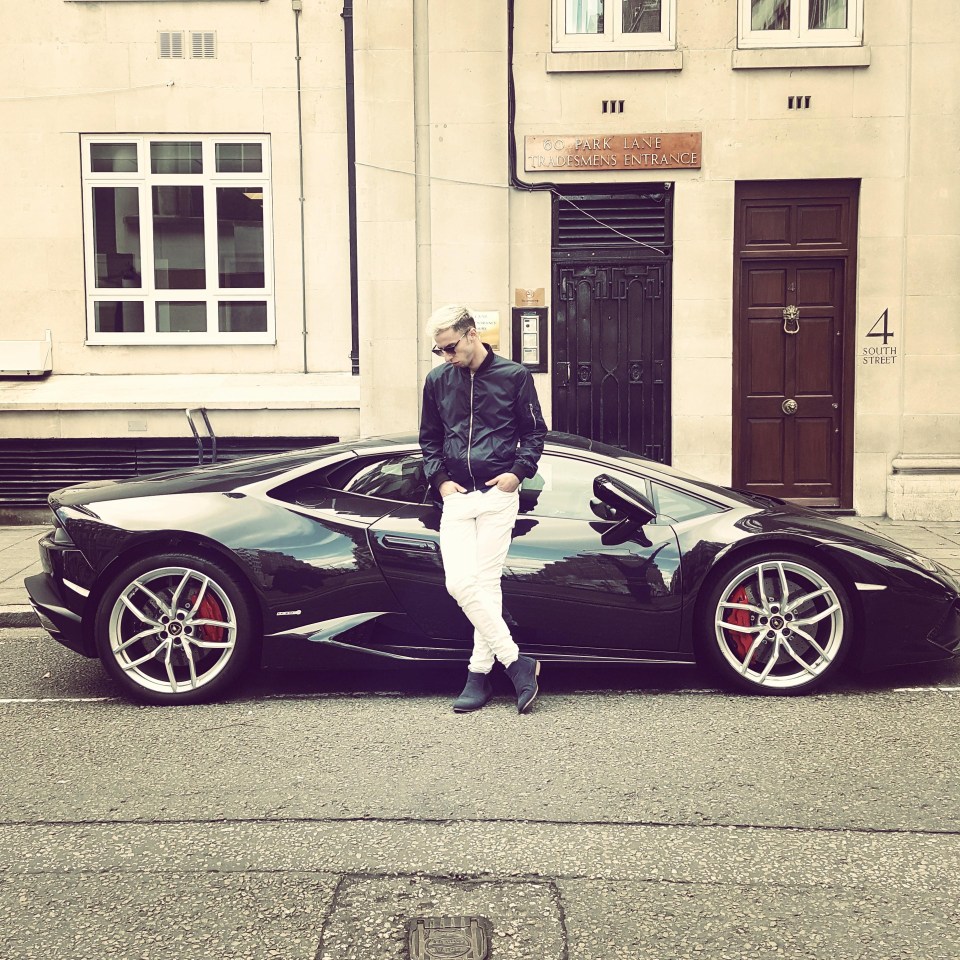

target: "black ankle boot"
[505,655,540,713]
[452,670,493,713]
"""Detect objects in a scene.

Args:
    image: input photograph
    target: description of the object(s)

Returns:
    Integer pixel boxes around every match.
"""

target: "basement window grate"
[0,437,337,507]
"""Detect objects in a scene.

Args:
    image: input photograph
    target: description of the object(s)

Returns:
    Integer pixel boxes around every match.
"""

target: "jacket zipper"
[467,371,476,487]
[529,402,538,428]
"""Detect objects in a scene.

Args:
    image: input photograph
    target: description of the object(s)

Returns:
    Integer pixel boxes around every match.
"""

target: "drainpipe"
[292,0,308,373]
[507,0,558,195]
[342,0,361,376]
[414,0,432,382]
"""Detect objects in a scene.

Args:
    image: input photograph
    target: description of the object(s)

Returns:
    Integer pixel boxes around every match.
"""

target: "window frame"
[552,0,676,53]
[80,134,275,346]
[737,0,864,49]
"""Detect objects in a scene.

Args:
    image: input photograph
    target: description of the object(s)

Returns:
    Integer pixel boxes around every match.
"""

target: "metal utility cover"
[407,916,492,960]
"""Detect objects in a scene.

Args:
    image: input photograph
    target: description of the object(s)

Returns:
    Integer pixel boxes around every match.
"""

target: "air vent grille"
[190,31,217,59]
[158,31,185,59]
[0,437,337,507]
[554,191,670,250]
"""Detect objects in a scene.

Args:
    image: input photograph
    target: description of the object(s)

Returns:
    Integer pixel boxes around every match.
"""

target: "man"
[419,304,547,714]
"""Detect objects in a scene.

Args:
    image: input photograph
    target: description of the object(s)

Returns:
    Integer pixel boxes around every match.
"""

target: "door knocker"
[782,398,798,416]
[782,305,800,335]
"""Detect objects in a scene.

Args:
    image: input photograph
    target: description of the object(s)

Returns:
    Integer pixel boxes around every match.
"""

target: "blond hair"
[424,304,475,340]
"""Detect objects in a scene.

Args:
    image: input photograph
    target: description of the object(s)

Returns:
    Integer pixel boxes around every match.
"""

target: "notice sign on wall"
[524,133,701,172]
[472,310,501,352]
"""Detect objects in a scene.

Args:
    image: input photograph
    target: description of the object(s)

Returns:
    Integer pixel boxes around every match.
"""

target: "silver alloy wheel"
[107,565,238,695]
[714,559,844,690]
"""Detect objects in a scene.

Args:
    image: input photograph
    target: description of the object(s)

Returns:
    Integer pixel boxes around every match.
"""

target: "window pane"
[809,0,847,29]
[566,0,603,34]
[150,141,202,174]
[518,456,646,522]
[90,143,137,173]
[152,186,206,289]
[342,455,430,503]
[156,302,206,333]
[218,301,268,333]
[94,301,144,333]
[92,187,142,288]
[651,483,719,523]
[215,143,263,173]
[622,0,661,34]
[217,188,265,288]
[751,0,790,30]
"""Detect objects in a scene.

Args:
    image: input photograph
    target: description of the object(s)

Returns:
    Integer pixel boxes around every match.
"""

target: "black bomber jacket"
[419,345,547,493]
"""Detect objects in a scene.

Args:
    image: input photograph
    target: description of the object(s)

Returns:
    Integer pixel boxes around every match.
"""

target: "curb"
[0,605,39,628]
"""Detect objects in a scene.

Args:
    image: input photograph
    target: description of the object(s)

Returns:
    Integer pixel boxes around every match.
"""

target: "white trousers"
[439,487,521,674]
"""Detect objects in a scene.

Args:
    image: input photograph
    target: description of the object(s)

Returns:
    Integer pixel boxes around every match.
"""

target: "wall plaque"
[515,287,545,307]
[524,133,701,172]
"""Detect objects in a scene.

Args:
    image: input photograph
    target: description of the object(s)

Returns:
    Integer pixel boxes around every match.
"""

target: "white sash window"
[81,135,274,345]
[553,0,676,52]
[738,0,863,48]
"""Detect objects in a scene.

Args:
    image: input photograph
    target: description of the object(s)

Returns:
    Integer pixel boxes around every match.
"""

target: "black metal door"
[552,260,672,462]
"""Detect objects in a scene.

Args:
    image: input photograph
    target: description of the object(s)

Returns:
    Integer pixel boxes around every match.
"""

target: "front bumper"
[24,573,90,657]
[926,598,960,658]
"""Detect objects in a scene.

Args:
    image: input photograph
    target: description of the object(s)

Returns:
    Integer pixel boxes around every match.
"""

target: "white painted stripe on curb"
[893,686,960,692]
[0,697,115,704]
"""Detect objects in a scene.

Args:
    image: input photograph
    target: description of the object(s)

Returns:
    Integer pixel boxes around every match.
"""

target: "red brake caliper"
[724,585,753,659]
[189,592,225,644]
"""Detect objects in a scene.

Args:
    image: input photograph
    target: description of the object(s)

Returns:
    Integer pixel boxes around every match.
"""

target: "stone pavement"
[2,516,960,629]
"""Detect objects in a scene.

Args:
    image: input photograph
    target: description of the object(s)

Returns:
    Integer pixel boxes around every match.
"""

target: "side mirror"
[593,474,657,527]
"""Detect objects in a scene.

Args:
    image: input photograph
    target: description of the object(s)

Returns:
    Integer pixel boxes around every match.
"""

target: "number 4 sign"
[867,309,894,345]
[862,309,897,365]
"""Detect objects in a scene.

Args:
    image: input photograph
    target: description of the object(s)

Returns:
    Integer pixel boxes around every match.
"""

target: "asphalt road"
[1,626,959,959]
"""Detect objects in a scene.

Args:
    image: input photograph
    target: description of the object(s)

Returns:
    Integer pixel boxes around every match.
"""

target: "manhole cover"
[407,915,492,960]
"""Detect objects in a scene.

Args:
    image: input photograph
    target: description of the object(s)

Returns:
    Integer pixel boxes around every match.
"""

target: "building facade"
[1,0,958,518]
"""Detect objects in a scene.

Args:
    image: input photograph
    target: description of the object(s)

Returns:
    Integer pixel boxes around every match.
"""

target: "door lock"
[782,398,798,415]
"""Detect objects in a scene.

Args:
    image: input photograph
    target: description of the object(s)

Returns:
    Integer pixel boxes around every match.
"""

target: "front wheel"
[94,552,257,705]
[698,552,852,694]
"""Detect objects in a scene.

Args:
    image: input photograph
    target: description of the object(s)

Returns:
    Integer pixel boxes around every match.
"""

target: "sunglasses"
[431,333,468,357]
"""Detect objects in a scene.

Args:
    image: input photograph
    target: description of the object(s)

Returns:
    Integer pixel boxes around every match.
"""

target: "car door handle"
[380,535,438,552]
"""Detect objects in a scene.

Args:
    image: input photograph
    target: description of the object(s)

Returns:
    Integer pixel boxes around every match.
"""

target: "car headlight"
[934,562,960,594]
[906,552,939,573]
[907,552,960,592]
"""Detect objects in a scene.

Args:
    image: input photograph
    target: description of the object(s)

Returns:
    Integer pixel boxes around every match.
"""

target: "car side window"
[338,455,430,504]
[651,482,721,524]
[520,455,647,522]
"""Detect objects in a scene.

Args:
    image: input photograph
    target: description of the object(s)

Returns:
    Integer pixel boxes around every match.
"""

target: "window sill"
[65,1,264,3]
[546,49,683,74]
[731,46,870,70]
[85,336,277,346]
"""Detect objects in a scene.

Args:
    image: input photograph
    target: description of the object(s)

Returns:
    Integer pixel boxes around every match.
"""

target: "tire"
[94,552,257,705]
[698,551,851,695]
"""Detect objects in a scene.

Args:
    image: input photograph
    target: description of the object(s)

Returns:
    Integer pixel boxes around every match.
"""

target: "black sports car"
[25,432,960,704]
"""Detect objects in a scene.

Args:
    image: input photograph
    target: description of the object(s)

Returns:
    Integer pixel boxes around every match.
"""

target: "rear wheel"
[698,551,851,694]
[94,552,256,705]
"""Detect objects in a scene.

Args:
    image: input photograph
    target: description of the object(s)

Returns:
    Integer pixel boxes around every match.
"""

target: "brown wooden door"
[738,259,844,502]
[733,180,858,508]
